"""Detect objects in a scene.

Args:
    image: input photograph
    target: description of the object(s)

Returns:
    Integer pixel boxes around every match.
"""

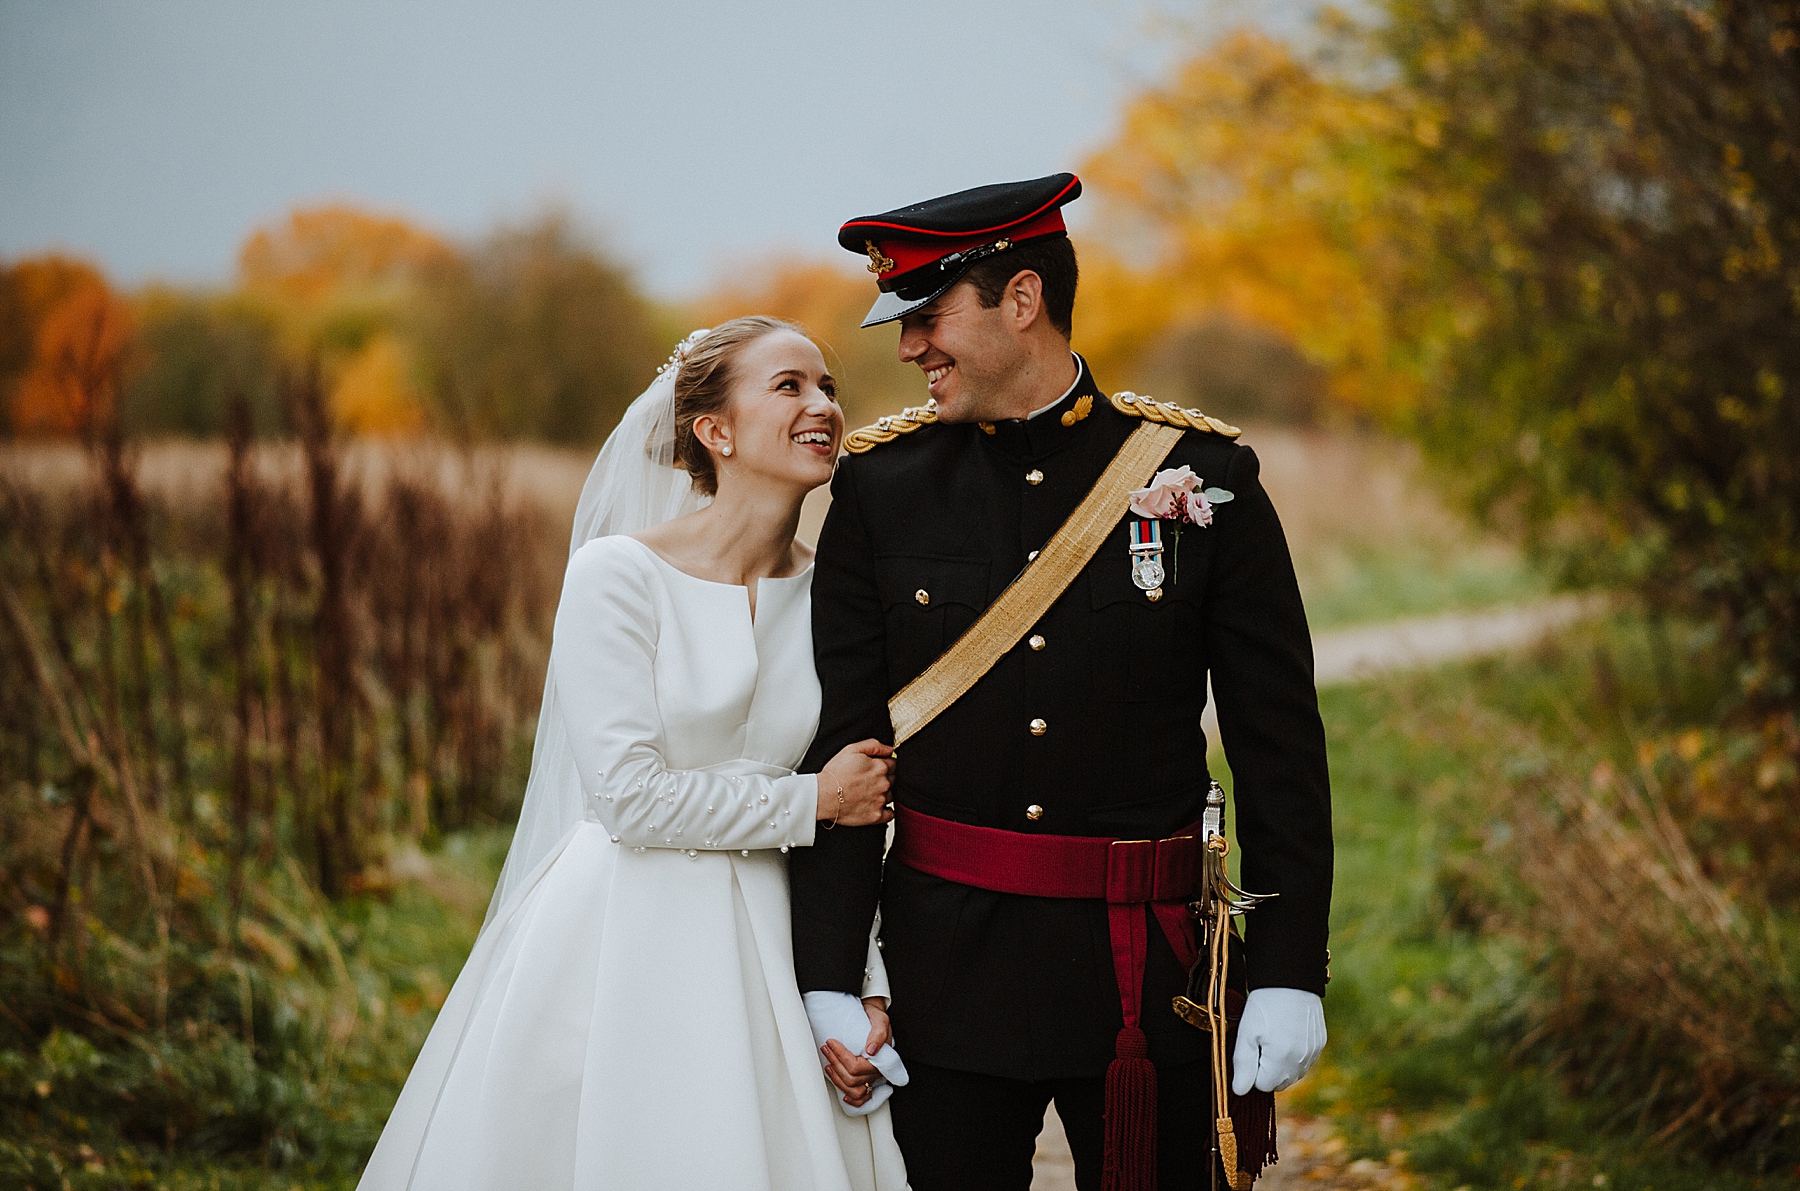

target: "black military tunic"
[790,356,1332,1081]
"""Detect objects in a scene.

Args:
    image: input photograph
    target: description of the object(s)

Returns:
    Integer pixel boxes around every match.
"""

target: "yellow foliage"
[238,204,451,307]
[331,332,425,436]
[1082,29,1421,422]
[1068,255,1183,391]
[236,203,451,432]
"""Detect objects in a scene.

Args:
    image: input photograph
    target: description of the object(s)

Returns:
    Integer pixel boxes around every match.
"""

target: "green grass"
[1,832,508,1191]
[1243,623,1800,1191]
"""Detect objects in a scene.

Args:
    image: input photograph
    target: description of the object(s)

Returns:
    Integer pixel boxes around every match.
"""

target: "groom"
[791,174,1333,1191]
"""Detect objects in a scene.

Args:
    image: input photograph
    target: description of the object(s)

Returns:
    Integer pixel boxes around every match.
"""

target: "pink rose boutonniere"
[1128,466,1234,527]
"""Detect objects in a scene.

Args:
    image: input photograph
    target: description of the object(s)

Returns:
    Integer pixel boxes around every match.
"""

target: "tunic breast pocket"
[875,555,990,690]
[1086,544,1201,703]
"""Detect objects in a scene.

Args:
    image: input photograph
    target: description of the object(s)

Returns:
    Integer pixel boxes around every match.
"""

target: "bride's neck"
[671,477,808,584]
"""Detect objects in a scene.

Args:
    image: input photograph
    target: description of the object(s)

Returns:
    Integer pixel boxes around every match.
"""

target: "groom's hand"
[821,1039,880,1107]
[1231,987,1327,1095]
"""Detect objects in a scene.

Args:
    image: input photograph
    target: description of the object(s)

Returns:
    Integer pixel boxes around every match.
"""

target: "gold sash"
[888,420,1186,746]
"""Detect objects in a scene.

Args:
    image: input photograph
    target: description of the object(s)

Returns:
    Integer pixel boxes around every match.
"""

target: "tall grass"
[0,396,560,1180]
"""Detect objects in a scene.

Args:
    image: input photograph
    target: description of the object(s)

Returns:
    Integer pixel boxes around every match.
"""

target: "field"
[0,418,1546,629]
[19,427,1768,1191]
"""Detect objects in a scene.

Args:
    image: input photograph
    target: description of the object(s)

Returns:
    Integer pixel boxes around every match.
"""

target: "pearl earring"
[721,445,732,457]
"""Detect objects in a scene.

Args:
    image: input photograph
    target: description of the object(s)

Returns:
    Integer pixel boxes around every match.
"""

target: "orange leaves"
[5,256,137,436]
[4,205,456,439]
[236,204,453,435]
[238,204,452,308]
[1067,257,1182,391]
[332,333,425,435]
[1080,29,1421,423]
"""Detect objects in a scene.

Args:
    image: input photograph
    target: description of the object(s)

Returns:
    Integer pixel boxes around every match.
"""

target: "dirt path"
[1031,1104,1418,1190]
[1310,594,1602,686]
[1202,594,1604,738]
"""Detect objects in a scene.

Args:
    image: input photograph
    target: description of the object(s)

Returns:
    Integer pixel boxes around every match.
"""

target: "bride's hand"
[821,998,892,1107]
[817,740,895,828]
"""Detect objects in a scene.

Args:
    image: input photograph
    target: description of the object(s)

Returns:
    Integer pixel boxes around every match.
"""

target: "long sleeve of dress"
[553,539,819,853]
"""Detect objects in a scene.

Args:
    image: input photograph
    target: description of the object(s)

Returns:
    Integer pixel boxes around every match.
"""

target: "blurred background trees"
[1385,0,1800,713]
[1082,0,1799,719]
[2,204,670,447]
[413,211,669,443]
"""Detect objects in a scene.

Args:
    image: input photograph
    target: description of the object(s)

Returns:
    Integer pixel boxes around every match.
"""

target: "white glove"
[802,991,909,1117]
[1231,987,1326,1095]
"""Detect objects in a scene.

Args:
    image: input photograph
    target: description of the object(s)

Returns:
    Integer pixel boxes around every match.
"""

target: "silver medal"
[1128,517,1166,592]
[1132,554,1165,591]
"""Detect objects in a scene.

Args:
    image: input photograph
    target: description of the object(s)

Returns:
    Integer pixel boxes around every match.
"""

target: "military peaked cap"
[838,173,1081,327]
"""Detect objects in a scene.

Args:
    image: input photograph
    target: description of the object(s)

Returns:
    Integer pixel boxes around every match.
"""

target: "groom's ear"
[1002,269,1047,334]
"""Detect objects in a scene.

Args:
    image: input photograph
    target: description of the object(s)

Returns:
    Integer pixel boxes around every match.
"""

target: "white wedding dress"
[358,535,908,1191]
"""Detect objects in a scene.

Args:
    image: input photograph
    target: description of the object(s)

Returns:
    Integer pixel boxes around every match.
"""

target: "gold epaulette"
[843,400,940,454]
[1108,392,1241,438]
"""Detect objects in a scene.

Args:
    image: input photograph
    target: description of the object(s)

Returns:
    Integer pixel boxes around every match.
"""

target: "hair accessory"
[656,327,714,377]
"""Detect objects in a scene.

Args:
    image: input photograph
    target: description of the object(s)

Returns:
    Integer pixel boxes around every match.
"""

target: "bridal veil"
[483,330,712,926]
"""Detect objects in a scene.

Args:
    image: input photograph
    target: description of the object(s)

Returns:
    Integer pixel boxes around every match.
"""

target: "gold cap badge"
[865,240,896,275]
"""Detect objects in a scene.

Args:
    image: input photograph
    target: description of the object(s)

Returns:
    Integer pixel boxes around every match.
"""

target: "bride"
[358,317,910,1191]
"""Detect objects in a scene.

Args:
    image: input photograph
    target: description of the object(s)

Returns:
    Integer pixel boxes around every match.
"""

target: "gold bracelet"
[824,786,844,829]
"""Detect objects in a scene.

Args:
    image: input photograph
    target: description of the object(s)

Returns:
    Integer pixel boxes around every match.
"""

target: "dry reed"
[1494,716,1800,1161]
[1,421,562,1055]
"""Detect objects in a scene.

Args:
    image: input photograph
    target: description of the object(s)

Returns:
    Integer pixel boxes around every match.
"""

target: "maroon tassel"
[1102,1026,1158,1191]
[1226,1086,1278,1178]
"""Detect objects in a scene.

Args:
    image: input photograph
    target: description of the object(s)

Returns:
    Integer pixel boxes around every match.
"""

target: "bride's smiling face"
[697,330,843,495]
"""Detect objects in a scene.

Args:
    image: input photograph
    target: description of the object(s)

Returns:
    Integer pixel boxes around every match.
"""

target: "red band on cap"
[867,207,1067,283]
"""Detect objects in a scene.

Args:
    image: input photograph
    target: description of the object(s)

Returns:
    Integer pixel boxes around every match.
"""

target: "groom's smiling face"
[894,280,1029,424]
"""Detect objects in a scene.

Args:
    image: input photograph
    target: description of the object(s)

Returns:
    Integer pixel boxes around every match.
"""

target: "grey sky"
[0,1,1295,298]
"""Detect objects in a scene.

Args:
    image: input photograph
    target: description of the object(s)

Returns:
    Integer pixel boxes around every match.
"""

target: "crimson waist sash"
[890,805,1204,1191]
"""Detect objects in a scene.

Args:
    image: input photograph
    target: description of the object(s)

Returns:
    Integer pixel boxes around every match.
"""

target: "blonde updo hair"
[671,315,809,497]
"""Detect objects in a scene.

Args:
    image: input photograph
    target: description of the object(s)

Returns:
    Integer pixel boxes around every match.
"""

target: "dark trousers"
[889,1060,1216,1191]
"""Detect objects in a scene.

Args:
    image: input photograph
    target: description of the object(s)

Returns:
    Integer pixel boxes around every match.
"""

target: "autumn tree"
[239,204,452,310]
[1379,0,1800,707]
[1082,28,1417,422]
[413,210,666,444]
[1087,4,1800,709]
[3,259,137,437]
[238,204,455,434]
